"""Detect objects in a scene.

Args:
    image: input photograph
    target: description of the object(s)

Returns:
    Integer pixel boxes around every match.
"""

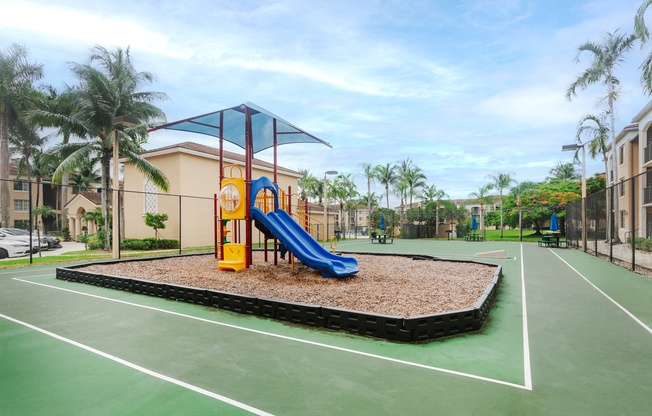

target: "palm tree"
[566,30,636,242]
[395,158,414,209]
[486,171,516,238]
[41,46,169,250]
[360,163,376,229]
[548,162,579,181]
[393,180,408,227]
[403,165,427,208]
[576,113,610,177]
[68,155,101,192]
[0,43,43,226]
[9,117,52,187]
[375,163,397,209]
[421,184,448,237]
[331,173,358,236]
[469,184,494,238]
[298,168,314,200]
[635,1,652,94]
[28,86,85,222]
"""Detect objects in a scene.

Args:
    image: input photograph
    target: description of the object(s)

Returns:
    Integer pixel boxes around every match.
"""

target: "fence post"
[29,179,33,264]
[179,195,182,255]
[631,176,636,271]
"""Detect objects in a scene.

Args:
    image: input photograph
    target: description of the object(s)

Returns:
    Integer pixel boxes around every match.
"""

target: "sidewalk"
[25,241,86,258]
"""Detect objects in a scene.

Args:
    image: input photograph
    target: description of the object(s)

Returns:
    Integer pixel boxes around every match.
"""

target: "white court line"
[520,244,533,390]
[0,313,274,416]
[13,277,531,390]
[550,251,652,336]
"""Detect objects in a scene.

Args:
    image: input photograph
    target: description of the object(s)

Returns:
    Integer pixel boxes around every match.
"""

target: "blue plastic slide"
[251,207,359,278]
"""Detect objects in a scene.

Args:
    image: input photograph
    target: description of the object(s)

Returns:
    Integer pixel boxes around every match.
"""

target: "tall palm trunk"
[607,82,619,242]
[367,179,371,230]
[60,132,71,231]
[0,110,10,227]
[101,149,111,250]
[385,184,390,209]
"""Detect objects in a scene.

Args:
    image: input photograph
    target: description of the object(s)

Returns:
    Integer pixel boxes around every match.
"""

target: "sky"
[2,0,652,205]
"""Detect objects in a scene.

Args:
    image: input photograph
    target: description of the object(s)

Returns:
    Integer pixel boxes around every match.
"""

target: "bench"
[465,233,484,242]
[371,234,393,244]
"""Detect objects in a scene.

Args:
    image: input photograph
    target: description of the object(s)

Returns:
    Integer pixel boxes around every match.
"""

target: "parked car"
[0,228,49,252]
[43,235,61,249]
[0,235,32,258]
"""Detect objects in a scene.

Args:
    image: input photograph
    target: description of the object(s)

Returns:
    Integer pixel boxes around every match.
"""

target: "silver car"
[0,228,49,252]
[1,228,61,249]
[0,235,31,258]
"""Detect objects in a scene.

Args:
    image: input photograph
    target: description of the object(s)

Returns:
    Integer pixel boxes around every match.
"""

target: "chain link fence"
[0,178,343,262]
[566,170,652,273]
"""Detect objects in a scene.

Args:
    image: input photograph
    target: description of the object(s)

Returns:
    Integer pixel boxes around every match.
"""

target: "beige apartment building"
[611,102,652,241]
[3,165,77,233]
[120,141,331,248]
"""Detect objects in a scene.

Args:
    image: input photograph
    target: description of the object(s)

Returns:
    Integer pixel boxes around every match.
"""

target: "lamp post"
[112,116,139,259]
[323,170,338,243]
[562,143,587,250]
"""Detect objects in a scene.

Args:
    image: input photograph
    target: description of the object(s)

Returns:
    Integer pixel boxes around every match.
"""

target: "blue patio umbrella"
[471,215,478,230]
[379,215,386,231]
[550,212,560,232]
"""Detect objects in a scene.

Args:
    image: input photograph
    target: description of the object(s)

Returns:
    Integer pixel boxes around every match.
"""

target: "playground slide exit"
[250,207,359,278]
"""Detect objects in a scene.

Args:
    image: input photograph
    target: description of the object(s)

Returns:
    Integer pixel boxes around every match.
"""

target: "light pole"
[323,170,337,243]
[562,143,587,250]
[112,116,139,259]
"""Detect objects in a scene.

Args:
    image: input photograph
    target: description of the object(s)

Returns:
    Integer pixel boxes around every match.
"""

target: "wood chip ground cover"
[79,252,496,318]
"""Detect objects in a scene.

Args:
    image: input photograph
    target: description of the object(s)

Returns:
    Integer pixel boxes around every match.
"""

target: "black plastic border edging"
[56,252,502,342]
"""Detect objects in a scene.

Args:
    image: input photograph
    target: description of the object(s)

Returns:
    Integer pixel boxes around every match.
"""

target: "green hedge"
[120,238,180,251]
[627,237,652,252]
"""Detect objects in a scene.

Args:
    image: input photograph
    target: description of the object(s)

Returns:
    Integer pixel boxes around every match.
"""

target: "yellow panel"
[218,243,246,271]
[219,177,246,219]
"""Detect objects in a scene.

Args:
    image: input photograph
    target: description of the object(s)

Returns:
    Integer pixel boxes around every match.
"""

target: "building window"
[621,210,626,228]
[13,181,28,192]
[14,200,30,212]
[619,145,624,165]
[143,179,158,214]
[620,178,626,197]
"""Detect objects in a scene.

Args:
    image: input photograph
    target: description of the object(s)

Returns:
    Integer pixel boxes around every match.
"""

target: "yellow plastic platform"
[218,243,246,271]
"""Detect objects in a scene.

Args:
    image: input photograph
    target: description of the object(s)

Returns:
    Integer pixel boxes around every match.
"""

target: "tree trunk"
[0,110,10,227]
[499,191,504,238]
[367,180,371,230]
[102,150,111,251]
[608,80,619,242]
[385,185,389,209]
[60,133,71,232]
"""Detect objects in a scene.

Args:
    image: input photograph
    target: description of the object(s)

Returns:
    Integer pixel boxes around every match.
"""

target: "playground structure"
[149,102,358,277]
[215,167,358,277]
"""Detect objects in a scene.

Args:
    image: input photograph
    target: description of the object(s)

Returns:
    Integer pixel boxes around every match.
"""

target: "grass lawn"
[0,246,214,268]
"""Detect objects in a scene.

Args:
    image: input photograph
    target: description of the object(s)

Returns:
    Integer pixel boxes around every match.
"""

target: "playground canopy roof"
[148,102,332,154]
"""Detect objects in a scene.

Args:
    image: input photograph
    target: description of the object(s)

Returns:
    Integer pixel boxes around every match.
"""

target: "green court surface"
[1,240,651,415]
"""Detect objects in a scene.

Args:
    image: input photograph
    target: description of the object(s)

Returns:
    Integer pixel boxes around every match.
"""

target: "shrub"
[86,234,103,250]
[156,239,180,249]
[627,237,652,252]
[120,238,179,251]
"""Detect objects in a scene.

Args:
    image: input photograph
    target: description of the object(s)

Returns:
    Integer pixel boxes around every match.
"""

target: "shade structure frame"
[148,102,332,269]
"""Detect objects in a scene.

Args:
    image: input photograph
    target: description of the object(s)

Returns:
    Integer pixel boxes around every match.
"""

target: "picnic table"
[538,233,567,248]
[464,232,484,242]
[371,233,393,244]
